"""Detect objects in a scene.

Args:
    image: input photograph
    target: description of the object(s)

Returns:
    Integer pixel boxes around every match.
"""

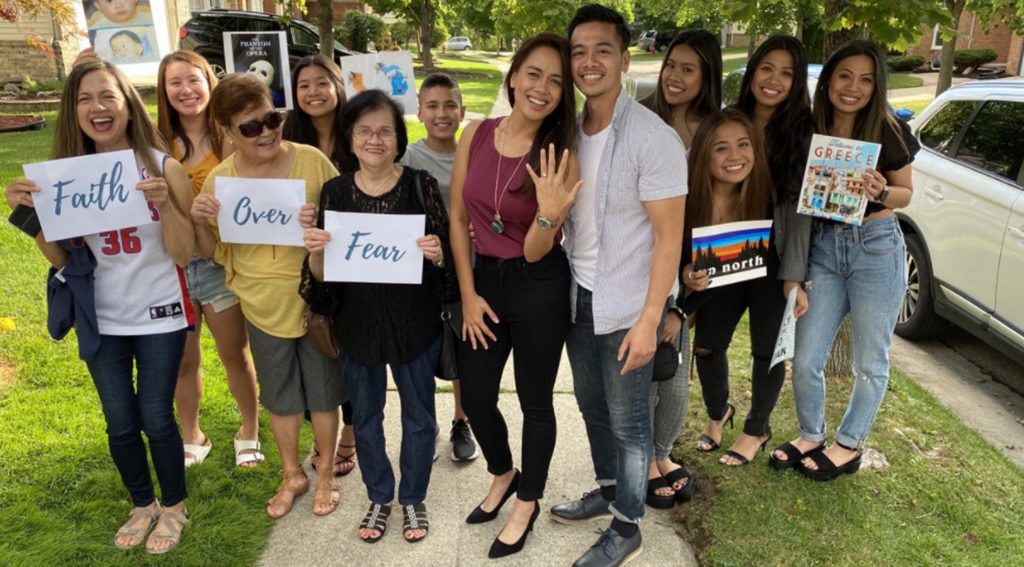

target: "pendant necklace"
[491,122,528,234]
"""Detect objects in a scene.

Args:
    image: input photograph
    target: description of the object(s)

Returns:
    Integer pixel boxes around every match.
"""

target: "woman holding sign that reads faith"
[448,33,579,559]
[281,54,359,478]
[4,60,195,554]
[154,50,264,472]
[681,109,781,468]
[772,40,919,481]
[190,73,347,518]
[300,89,456,544]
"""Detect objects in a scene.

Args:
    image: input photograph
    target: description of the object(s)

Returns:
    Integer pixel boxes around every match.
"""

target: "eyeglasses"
[353,126,397,142]
[236,111,283,138]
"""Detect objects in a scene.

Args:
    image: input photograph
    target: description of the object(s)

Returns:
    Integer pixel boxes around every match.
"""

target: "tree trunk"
[317,0,333,57]
[418,0,434,69]
[824,317,854,378]
[823,0,866,60]
[936,0,965,96]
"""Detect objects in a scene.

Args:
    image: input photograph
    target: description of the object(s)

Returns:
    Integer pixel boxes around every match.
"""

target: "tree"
[316,0,333,57]
[1,0,77,55]
[337,10,386,53]
[934,0,1024,95]
[365,0,442,68]
[490,0,634,39]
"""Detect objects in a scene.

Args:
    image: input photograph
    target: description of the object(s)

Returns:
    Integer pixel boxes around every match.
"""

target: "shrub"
[886,55,926,72]
[335,11,385,53]
[954,48,997,71]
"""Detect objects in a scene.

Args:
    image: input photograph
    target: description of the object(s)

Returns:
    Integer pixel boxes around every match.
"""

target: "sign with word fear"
[24,149,153,242]
[322,211,425,284]
[215,177,305,246]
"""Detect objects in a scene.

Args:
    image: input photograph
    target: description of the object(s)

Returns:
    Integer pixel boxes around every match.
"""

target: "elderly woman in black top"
[300,90,454,543]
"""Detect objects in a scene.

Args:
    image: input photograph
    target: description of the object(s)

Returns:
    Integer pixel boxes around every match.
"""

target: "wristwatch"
[877,186,890,204]
[536,215,558,230]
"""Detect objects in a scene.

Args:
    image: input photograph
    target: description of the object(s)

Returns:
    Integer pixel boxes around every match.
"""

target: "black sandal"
[663,467,695,503]
[402,503,429,543]
[798,444,862,482]
[768,441,824,471]
[359,503,391,543]
[645,477,675,509]
[334,443,357,477]
[696,403,735,453]
[721,430,773,467]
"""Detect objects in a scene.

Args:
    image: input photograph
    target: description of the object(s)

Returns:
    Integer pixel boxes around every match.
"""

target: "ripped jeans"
[791,217,906,448]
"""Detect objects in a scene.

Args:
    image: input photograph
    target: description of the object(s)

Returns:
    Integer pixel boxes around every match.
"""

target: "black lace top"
[300,167,456,366]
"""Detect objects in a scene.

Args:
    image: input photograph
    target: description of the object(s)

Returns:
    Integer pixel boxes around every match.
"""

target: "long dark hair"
[282,54,348,169]
[641,30,722,127]
[157,50,223,163]
[339,89,408,172]
[735,35,813,202]
[684,109,773,256]
[505,32,577,196]
[813,40,907,155]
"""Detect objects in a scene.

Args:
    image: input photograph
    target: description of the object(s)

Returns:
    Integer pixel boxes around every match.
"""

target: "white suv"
[898,79,1024,365]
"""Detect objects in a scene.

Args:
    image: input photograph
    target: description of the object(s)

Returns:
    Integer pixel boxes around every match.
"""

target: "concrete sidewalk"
[258,353,699,567]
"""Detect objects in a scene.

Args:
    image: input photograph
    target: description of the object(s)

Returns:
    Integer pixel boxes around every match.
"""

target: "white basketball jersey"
[83,151,194,335]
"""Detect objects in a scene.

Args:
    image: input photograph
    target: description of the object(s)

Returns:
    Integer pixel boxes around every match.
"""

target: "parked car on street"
[445,36,473,51]
[898,79,1024,365]
[636,30,656,51]
[178,9,356,77]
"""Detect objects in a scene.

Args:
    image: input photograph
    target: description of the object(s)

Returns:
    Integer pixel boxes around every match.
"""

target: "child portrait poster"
[224,31,293,111]
[74,0,170,77]
[340,51,418,114]
[691,219,773,289]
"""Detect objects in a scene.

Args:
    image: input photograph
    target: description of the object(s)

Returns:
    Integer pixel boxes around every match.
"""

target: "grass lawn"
[413,53,503,117]
[675,317,1024,566]
[890,72,925,89]
[894,97,935,118]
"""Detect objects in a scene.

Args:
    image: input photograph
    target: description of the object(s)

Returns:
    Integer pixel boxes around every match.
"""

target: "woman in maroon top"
[449,33,581,559]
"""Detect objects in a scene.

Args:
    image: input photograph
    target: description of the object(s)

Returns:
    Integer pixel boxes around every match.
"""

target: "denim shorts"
[184,257,238,312]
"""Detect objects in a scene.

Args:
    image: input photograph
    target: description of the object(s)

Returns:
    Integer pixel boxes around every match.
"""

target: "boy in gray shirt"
[401,73,478,462]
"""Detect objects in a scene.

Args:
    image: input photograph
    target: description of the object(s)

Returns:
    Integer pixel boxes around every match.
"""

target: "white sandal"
[183,438,212,468]
[235,437,265,468]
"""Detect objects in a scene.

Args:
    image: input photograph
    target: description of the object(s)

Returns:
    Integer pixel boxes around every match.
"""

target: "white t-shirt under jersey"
[568,124,611,292]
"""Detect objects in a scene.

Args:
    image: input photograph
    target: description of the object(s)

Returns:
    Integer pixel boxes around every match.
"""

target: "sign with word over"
[322,211,425,284]
[215,177,306,246]
[24,149,153,242]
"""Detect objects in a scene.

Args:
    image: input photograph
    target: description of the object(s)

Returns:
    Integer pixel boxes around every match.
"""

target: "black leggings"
[459,247,570,501]
[693,261,786,437]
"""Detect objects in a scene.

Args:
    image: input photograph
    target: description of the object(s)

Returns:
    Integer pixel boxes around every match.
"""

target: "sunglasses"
[236,111,283,138]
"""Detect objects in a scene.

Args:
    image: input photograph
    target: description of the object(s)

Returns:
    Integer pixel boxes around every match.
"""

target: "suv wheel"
[896,233,948,339]
[205,55,227,79]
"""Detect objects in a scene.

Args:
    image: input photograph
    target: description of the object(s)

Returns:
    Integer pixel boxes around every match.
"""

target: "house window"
[932,26,944,49]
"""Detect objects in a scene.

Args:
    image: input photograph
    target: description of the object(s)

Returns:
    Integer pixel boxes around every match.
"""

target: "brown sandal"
[114,505,161,550]
[312,472,341,516]
[145,507,189,555]
[266,469,310,519]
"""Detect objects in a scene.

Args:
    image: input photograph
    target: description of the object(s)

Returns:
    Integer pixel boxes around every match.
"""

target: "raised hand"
[416,234,443,264]
[681,263,711,292]
[304,227,332,254]
[137,177,172,208]
[298,202,317,229]
[525,143,583,223]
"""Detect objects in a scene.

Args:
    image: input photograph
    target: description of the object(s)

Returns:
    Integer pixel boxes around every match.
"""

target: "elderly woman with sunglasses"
[190,74,346,519]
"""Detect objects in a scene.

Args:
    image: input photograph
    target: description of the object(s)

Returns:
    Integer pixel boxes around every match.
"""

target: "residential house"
[910,10,1024,76]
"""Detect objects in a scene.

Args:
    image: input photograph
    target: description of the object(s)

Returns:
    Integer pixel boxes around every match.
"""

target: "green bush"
[954,48,997,71]
[886,55,926,72]
[335,11,385,53]
[722,71,743,106]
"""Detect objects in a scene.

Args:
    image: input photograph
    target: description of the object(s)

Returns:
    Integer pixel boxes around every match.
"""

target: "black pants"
[459,247,570,501]
[693,256,786,437]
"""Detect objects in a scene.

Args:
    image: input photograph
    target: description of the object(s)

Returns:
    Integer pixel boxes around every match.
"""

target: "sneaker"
[572,528,643,567]
[449,419,479,462]
[549,488,612,525]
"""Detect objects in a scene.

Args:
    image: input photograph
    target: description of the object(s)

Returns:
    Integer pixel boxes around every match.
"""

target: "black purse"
[411,171,459,380]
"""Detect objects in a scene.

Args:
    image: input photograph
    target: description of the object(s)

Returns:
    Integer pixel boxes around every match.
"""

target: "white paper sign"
[323,211,425,284]
[770,287,799,370]
[339,51,418,113]
[215,177,306,246]
[25,150,153,242]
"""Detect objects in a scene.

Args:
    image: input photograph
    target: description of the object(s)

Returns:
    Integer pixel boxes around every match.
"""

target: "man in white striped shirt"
[550,5,688,567]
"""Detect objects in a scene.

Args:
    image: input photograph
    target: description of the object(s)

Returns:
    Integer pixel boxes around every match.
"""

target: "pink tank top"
[463,118,553,259]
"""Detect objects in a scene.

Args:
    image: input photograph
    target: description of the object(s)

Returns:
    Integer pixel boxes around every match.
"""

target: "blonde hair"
[157,50,223,161]
[53,60,165,177]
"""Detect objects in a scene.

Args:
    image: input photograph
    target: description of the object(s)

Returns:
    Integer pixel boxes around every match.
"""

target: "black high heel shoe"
[696,403,735,452]
[721,429,773,466]
[487,500,540,559]
[466,469,520,524]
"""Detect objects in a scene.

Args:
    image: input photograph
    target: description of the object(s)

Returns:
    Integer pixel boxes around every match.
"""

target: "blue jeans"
[85,330,188,507]
[342,337,440,505]
[791,217,906,448]
[566,288,654,523]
